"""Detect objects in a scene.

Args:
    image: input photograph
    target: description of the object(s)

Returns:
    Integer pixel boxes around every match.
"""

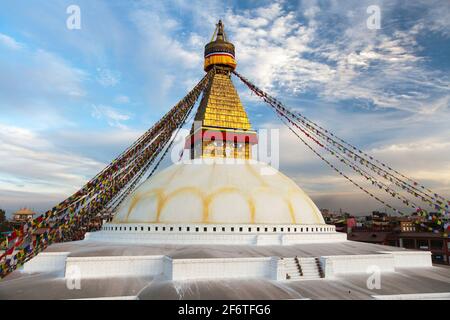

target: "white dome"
[113,160,325,225]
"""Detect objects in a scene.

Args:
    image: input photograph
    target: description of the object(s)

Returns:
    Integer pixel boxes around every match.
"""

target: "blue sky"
[0,0,449,216]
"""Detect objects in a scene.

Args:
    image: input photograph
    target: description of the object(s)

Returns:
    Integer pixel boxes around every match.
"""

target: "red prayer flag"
[7,231,16,242]
[5,246,14,256]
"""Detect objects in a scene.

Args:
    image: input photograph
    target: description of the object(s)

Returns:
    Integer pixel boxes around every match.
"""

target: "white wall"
[168,256,278,280]
[378,251,432,268]
[22,252,70,275]
[87,223,340,246]
[64,255,165,278]
[320,254,396,277]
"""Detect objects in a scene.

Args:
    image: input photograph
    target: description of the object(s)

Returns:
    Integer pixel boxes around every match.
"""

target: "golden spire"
[204,20,236,71]
[186,21,257,160]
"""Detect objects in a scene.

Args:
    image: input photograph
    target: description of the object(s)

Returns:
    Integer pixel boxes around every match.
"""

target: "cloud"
[0,123,144,214]
[96,68,121,87]
[0,47,87,116]
[222,1,450,115]
[0,123,106,213]
[130,7,202,70]
[91,104,132,129]
[114,95,130,104]
[1,0,449,216]
[0,33,23,50]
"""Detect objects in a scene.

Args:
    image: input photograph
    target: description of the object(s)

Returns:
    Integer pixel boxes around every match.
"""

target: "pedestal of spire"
[185,68,257,159]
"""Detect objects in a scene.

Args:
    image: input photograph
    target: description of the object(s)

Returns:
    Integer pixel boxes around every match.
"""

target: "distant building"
[348,229,450,265]
[11,208,36,223]
[396,232,449,264]
[400,220,416,233]
[372,211,390,231]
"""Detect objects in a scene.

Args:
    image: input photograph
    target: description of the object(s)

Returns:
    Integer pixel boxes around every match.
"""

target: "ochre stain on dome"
[285,197,296,224]
[204,186,255,223]
[113,161,325,225]
[159,187,205,223]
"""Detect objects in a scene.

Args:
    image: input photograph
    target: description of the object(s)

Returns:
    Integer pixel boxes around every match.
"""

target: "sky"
[0,0,449,216]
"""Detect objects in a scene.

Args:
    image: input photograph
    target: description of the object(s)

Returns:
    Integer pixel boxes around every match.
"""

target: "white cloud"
[0,123,143,214]
[114,95,130,104]
[0,47,87,114]
[96,68,121,87]
[130,8,202,70]
[0,124,105,205]
[91,104,131,129]
[0,33,23,50]
[219,1,450,116]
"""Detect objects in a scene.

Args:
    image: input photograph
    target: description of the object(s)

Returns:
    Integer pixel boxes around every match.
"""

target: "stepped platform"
[1,235,449,300]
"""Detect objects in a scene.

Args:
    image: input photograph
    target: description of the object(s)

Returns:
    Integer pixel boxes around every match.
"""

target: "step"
[301,267,318,271]
[286,275,322,281]
[298,261,318,265]
[299,264,318,268]
[285,267,301,272]
[300,272,320,276]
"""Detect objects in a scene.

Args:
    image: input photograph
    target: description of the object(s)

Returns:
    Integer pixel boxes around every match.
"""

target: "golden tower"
[186,20,258,159]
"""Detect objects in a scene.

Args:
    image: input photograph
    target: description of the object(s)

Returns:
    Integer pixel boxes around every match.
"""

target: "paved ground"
[1,239,449,299]
[1,265,449,300]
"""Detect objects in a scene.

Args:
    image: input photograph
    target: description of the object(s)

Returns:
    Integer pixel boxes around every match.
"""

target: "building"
[400,220,416,233]
[11,208,36,223]
[348,217,450,265]
[1,21,449,300]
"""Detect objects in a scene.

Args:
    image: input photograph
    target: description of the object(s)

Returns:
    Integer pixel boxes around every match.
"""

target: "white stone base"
[21,250,432,282]
[88,223,346,245]
[22,252,70,276]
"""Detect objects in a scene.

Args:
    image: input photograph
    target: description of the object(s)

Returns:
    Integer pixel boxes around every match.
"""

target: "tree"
[0,208,5,224]
[0,209,12,245]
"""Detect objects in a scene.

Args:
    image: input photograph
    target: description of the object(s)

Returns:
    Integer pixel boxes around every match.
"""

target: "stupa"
[0,21,448,300]
[92,19,340,245]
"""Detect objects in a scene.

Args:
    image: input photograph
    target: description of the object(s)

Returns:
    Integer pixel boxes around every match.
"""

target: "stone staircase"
[284,257,324,280]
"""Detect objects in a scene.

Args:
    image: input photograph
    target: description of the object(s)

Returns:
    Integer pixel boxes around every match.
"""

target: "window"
[187,227,190,232]
[163,227,166,231]
[155,227,159,231]
[141,227,144,231]
[170,227,174,231]
[257,227,260,232]
[179,227,182,231]
[432,254,444,263]
[213,227,216,232]
[231,227,234,232]
[281,228,284,232]
[288,228,290,232]
[431,240,443,250]
[265,227,268,232]
[273,227,277,232]
[402,238,415,249]
[301,228,303,232]
[204,227,207,232]
[248,228,251,232]
[119,227,122,231]
[306,227,309,232]
[418,239,429,249]
[294,228,297,232]
[196,227,199,232]
[115,227,117,231]
[239,227,243,232]
[222,227,225,232]
[148,227,151,231]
